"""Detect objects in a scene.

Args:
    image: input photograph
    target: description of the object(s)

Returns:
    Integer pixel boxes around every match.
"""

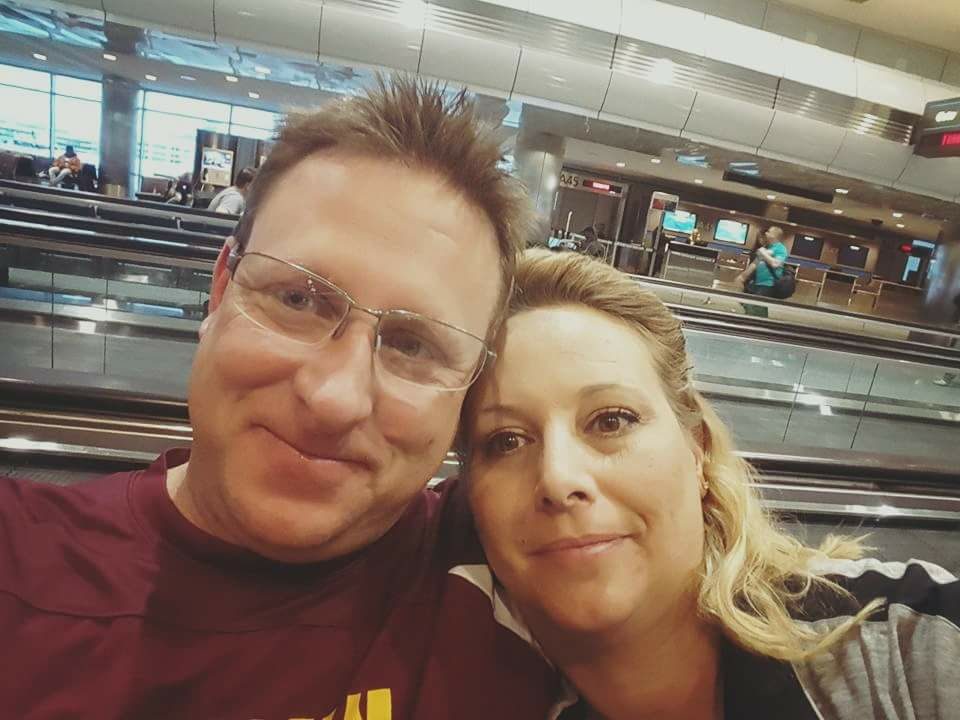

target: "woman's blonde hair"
[467,248,879,662]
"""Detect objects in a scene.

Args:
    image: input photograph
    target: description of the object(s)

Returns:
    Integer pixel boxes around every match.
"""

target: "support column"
[513,106,565,241]
[99,75,139,198]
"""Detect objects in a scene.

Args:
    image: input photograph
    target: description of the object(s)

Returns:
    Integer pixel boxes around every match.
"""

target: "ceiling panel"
[419,28,520,98]
[513,47,609,113]
[215,0,321,59]
[760,111,845,170]
[683,92,774,152]
[601,70,696,133]
[317,4,422,73]
[103,0,215,41]
[828,132,914,184]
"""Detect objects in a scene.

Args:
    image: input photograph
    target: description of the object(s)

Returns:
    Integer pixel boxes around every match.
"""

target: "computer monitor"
[791,234,823,260]
[713,218,749,245]
[838,244,869,269]
[662,210,697,234]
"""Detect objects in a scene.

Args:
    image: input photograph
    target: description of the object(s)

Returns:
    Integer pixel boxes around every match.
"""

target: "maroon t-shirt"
[0,449,556,719]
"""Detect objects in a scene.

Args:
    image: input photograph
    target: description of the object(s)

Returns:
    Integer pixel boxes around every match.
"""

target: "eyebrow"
[474,383,655,421]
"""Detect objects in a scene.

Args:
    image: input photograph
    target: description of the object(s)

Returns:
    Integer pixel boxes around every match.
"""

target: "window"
[0,63,101,165]
[135,91,280,186]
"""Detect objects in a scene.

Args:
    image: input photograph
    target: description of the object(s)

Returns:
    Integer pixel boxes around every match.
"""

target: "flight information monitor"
[713,218,749,244]
[662,210,697,234]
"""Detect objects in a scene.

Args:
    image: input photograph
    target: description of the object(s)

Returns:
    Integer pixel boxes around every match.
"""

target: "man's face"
[188,152,502,562]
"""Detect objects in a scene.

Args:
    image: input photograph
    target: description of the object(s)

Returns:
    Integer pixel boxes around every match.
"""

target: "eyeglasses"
[226,249,495,391]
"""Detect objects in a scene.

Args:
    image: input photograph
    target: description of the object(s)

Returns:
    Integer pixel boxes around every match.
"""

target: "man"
[579,225,607,259]
[0,78,556,718]
[207,166,257,214]
[46,144,81,186]
[738,225,788,297]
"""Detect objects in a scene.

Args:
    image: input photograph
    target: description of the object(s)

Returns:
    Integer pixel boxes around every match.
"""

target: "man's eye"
[279,289,313,311]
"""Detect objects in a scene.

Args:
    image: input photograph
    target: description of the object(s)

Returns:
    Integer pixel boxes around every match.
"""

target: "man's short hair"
[234,76,535,321]
[235,166,256,188]
[766,226,784,240]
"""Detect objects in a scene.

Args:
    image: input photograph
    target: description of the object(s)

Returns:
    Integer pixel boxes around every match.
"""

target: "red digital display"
[941,132,960,147]
[899,243,913,253]
[585,181,611,190]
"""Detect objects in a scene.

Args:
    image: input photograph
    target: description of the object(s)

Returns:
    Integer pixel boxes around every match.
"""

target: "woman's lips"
[530,534,631,558]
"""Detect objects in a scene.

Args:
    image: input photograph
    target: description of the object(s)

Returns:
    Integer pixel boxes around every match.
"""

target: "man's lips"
[258,426,375,471]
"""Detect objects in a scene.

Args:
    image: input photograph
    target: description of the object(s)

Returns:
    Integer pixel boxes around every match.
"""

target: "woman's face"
[466,306,707,636]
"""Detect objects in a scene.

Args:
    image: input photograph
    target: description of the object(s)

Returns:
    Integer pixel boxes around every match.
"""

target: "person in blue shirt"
[738,226,788,297]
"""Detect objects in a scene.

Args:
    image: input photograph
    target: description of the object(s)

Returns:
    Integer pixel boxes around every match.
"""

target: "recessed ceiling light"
[144,74,157,81]
[103,52,117,61]
[729,210,736,215]
[180,74,196,81]
[32,53,47,61]
[225,75,239,83]
[766,194,777,200]
[849,234,856,239]
[254,65,271,75]
[615,161,626,168]
[896,223,905,228]
[892,212,903,218]
[650,158,662,164]
[247,91,260,99]
[694,178,704,184]
[835,188,849,194]
[833,209,844,214]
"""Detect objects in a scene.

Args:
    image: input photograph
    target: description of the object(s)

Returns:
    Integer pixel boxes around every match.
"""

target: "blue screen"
[662,210,697,234]
[714,219,749,244]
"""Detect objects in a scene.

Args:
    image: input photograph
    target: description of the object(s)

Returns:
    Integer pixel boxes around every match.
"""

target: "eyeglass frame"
[224,245,497,391]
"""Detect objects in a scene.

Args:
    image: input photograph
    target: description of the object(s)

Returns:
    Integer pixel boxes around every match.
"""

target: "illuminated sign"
[584,180,611,191]
[916,97,960,157]
[560,171,625,196]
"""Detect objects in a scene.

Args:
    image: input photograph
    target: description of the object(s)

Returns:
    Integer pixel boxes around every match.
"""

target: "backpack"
[772,265,796,299]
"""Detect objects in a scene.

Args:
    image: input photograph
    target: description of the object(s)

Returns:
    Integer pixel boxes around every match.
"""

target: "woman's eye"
[484,431,527,456]
[591,409,639,435]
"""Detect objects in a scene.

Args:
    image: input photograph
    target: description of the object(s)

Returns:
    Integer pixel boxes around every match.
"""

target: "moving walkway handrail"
[0,179,237,222]
[628,271,960,341]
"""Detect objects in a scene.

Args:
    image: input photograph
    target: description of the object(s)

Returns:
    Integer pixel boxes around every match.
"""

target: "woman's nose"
[535,430,595,512]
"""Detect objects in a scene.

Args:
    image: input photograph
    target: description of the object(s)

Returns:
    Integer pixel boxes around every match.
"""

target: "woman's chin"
[536,592,640,638]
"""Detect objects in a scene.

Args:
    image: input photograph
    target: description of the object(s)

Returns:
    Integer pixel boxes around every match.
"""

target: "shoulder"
[773,242,788,257]
[0,471,143,606]
[791,557,960,720]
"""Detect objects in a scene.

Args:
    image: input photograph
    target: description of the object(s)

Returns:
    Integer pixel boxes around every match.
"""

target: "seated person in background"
[462,249,959,720]
[207,166,257,215]
[164,172,194,205]
[46,145,81,187]
[579,225,606,259]
[737,225,787,297]
[0,77,556,719]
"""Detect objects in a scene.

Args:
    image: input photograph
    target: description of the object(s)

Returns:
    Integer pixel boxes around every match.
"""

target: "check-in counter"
[714,251,747,286]
[850,277,881,314]
[817,270,857,307]
[613,242,653,274]
[875,281,925,323]
[661,242,718,287]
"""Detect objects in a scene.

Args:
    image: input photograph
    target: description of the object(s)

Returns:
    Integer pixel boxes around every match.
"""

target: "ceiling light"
[254,65,271,75]
[835,188,849,194]
[32,53,47,61]
[694,178,704,184]
[849,234,856,239]
[849,245,860,251]
[615,161,626,168]
[892,212,903,218]
[103,52,117,61]
[729,210,736,215]
[180,74,196,81]
[833,209,844,214]
[896,223,905,228]
[144,74,157,81]
[766,194,777,200]
[247,91,260,99]
[650,158,662,164]
[225,75,239,83]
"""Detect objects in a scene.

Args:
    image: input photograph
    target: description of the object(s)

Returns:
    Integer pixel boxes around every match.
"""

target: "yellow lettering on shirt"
[290,688,392,720]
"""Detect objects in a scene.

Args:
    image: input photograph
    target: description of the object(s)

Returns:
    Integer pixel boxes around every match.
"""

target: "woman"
[461,249,959,720]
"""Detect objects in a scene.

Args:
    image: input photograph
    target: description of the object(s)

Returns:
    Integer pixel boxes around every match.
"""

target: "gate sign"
[915,97,960,158]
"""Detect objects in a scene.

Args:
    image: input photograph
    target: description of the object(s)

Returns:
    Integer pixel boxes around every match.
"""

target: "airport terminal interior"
[0,0,959,572]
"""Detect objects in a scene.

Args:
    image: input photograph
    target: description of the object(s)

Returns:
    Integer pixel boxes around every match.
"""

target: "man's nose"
[292,319,376,430]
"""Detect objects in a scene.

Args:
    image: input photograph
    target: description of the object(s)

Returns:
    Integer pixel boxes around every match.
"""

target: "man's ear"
[208,236,237,315]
